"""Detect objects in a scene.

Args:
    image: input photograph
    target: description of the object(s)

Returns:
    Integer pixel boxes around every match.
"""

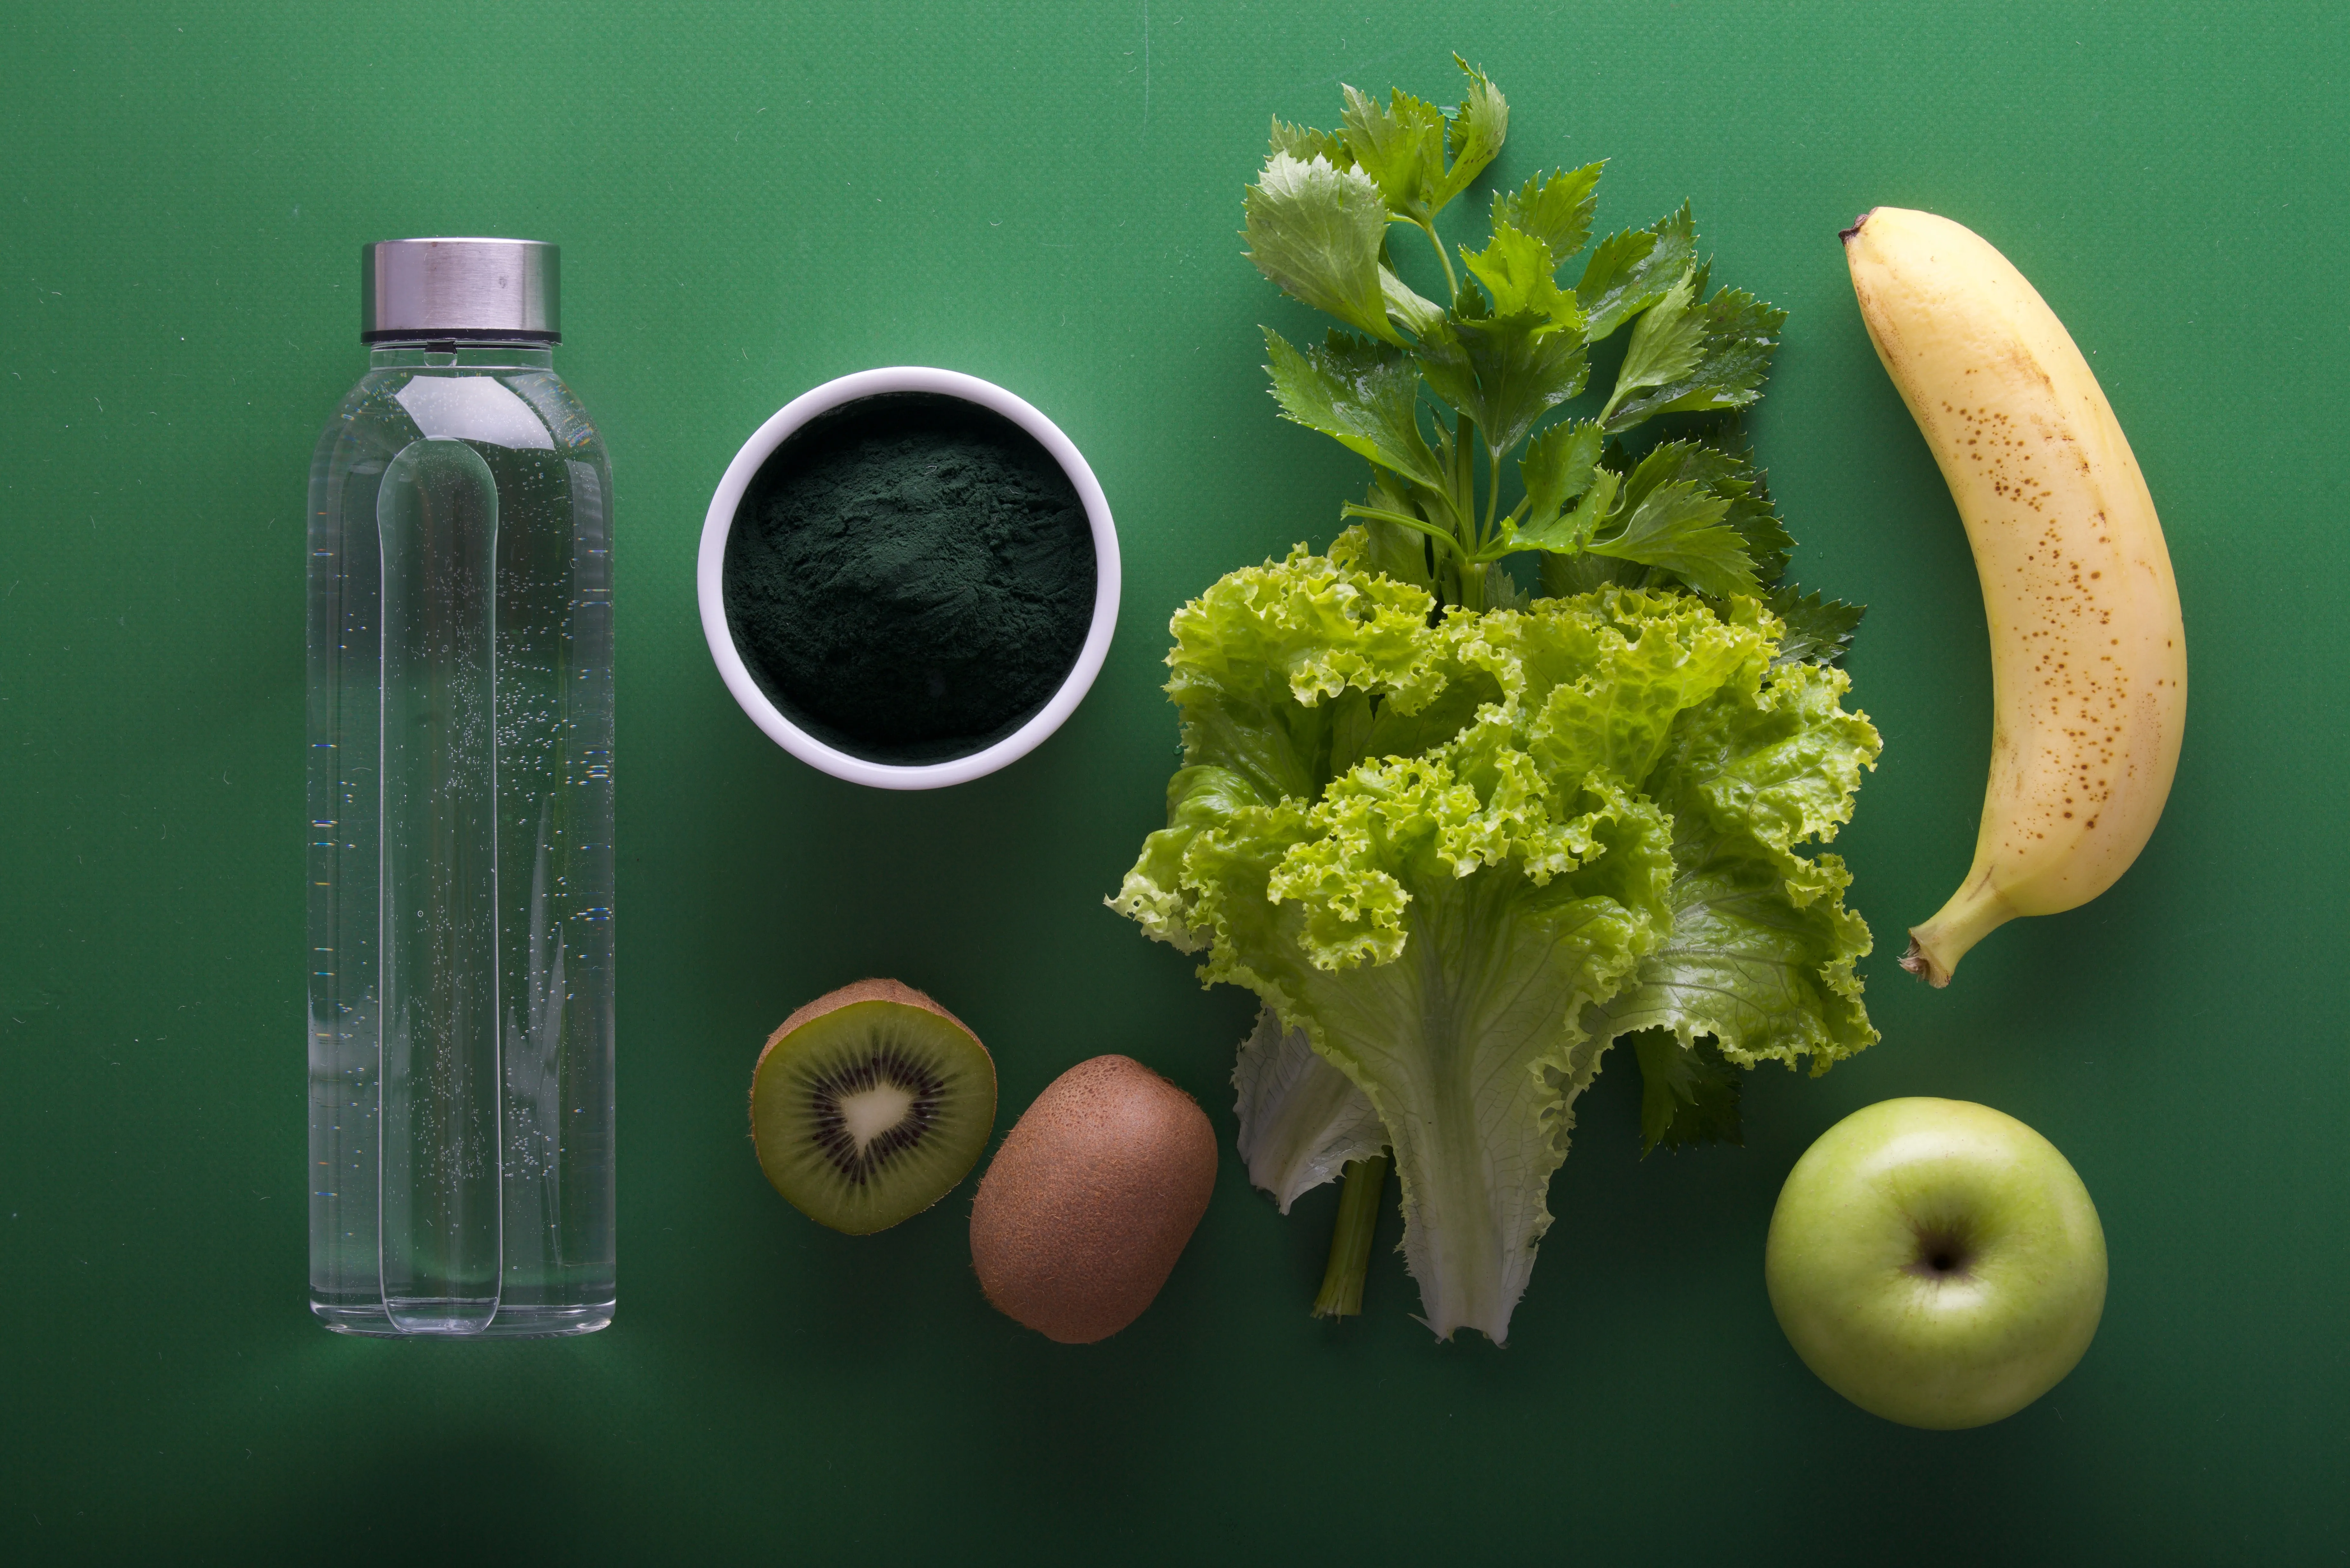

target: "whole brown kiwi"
[969,1055,1217,1343]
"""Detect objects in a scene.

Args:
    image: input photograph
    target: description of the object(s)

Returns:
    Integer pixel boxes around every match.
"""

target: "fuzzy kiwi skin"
[750,978,994,1233]
[968,1055,1217,1344]
[757,977,977,1060]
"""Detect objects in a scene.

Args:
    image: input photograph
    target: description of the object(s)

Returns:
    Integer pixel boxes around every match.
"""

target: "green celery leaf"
[1629,1029,1742,1152]
[1587,479,1759,599]
[1380,265,1446,338]
[1340,84,1449,220]
[1509,424,1617,559]
[1413,318,1480,415]
[1246,152,1402,343]
[1620,439,1795,584]
[1264,327,1449,494]
[1491,164,1604,268]
[1539,547,1645,598]
[1480,562,1531,611]
[1462,223,1585,327]
[1452,272,1490,320]
[1575,229,1656,330]
[1765,586,1867,667]
[1713,447,1795,587]
[1513,472,1619,555]
[1270,116,1353,167]
[1431,57,1509,209]
[1616,439,1709,509]
[1415,311,1588,454]
[1602,270,1707,429]
[1603,286,1787,433]
[1578,202,1697,341]
[1515,420,1606,536]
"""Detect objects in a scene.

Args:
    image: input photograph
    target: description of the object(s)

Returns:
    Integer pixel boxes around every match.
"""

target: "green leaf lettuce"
[1111,531,1880,1343]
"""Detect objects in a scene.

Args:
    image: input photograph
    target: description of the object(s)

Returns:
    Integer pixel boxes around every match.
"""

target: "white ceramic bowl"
[698,366,1121,790]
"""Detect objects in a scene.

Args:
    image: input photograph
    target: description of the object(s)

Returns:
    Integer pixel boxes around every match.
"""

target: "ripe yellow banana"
[1843,207,2186,987]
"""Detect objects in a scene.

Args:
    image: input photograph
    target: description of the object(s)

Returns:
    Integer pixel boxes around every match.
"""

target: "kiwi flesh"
[751,978,996,1235]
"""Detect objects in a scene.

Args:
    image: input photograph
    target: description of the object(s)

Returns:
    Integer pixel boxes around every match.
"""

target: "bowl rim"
[697,366,1122,790]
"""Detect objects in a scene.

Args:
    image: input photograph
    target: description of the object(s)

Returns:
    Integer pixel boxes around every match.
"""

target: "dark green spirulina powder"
[723,392,1097,765]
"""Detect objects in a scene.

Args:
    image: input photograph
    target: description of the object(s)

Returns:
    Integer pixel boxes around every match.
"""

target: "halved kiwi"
[750,978,997,1234]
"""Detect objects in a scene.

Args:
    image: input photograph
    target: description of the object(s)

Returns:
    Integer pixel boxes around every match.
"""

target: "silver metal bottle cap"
[361,237,560,343]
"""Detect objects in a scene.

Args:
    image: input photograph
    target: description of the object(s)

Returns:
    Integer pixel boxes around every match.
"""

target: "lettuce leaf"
[1113,531,1880,1343]
[1233,1008,1384,1212]
[1587,655,1881,1150]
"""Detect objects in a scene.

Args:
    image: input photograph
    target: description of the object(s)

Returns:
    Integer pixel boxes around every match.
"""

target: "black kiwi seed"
[751,978,997,1234]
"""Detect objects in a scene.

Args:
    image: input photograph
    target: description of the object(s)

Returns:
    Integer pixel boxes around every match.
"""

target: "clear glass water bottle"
[307,238,616,1336]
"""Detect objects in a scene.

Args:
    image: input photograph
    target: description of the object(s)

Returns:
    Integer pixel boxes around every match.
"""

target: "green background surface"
[3,1,2343,1561]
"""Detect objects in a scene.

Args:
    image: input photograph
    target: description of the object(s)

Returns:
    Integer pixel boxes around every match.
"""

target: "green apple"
[1764,1097,2106,1429]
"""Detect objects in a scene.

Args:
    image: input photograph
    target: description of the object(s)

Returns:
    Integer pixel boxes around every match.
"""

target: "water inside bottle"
[307,351,616,1337]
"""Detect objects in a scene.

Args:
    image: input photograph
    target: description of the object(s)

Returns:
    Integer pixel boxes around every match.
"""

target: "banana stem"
[1902,878,2019,987]
[1310,1153,1390,1319]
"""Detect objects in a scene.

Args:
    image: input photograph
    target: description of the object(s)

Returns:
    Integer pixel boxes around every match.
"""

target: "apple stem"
[1311,1153,1390,1319]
